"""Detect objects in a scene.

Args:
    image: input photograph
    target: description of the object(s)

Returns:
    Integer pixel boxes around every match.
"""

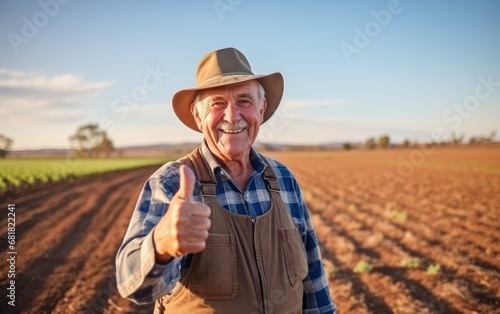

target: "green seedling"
[391,210,408,223]
[401,257,420,268]
[425,263,441,276]
[353,260,373,273]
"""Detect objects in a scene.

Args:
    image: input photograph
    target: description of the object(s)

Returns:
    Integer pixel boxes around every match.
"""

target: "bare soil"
[1,167,156,314]
[268,146,500,314]
[1,146,499,313]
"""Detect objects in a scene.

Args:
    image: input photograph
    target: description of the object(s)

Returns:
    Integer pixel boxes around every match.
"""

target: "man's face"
[191,80,267,161]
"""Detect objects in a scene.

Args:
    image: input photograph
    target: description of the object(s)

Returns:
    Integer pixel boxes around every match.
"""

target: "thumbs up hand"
[153,165,211,263]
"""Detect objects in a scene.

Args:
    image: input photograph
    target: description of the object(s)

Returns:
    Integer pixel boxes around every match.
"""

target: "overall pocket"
[280,227,308,287]
[191,233,238,299]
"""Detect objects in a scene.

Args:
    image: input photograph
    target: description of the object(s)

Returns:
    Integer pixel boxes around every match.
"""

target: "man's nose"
[224,102,241,124]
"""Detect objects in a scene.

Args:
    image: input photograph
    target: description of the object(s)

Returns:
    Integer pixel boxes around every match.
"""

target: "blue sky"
[1,0,499,150]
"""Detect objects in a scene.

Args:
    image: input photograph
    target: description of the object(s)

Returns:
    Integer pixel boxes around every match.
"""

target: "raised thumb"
[177,164,196,201]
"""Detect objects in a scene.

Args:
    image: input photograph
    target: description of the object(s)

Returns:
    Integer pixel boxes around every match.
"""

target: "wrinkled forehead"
[199,79,259,100]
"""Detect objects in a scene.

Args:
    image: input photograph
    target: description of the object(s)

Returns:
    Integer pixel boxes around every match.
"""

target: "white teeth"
[221,128,243,134]
[217,121,248,134]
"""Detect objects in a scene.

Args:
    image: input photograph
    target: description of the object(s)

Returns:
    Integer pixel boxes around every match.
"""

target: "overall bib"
[155,148,307,313]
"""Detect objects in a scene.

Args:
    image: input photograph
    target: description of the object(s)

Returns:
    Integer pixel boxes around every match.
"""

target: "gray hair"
[193,80,266,112]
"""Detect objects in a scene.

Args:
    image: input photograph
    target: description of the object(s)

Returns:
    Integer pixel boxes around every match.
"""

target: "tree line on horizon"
[0,123,115,159]
[0,126,498,158]
[341,131,497,151]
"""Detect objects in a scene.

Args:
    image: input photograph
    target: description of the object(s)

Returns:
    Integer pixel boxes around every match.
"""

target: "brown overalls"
[154,148,308,313]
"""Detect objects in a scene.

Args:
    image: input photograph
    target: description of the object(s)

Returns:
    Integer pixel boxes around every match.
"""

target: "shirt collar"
[201,140,267,180]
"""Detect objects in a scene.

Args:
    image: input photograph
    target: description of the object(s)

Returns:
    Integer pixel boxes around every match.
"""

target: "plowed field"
[268,146,500,314]
[1,167,156,313]
[1,146,499,313]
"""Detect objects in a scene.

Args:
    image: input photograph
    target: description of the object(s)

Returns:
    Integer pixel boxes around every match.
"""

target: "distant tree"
[402,139,411,148]
[342,142,353,150]
[69,123,114,158]
[365,137,376,149]
[94,133,114,158]
[0,134,14,158]
[487,130,496,142]
[451,132,465,145]
[469,131,497,145]
[469,137,480,145]
[378,135,390,149]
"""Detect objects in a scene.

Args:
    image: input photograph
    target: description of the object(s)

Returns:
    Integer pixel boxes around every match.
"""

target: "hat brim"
[172,72,284,132]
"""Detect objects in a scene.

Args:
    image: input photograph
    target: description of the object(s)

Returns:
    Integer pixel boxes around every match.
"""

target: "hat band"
[198,73,259,89]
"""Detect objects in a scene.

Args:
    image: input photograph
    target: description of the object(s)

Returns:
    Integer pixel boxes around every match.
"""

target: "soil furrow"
[306,188,500,313]
[0,166,159,314]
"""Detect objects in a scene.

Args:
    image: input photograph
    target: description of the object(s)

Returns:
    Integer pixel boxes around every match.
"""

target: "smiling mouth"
[219,128,245,134]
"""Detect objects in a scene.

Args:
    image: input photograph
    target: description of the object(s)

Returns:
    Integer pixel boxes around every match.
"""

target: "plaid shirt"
[116,141,336,313]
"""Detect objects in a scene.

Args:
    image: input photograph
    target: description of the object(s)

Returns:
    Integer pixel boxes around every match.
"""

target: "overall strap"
[259,154,281,192]
[178,147,217,197]
[179,149,281,195]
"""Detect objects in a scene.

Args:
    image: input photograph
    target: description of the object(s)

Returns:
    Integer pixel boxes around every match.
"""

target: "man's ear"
[259,99,267,124]
[190,102,203,131]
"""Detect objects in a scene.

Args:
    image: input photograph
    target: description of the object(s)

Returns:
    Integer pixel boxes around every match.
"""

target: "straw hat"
[172,47,284,132]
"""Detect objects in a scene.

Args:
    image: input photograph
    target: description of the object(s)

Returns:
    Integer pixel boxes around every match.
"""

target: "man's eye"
[211,102,225,107]
[238,100,251,106]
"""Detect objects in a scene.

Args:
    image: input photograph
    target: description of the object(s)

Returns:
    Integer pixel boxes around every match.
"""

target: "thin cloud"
[266,99,355,125]
[132,103,168,115]
[0,68,113,124]
[0,68,113,95]
[0,68,26,77]
[283,99,350,109]
[290,115,361,123]
[291,115,431,133]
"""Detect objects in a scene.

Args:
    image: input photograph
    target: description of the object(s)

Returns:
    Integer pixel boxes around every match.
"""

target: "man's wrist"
[152,227,174,264]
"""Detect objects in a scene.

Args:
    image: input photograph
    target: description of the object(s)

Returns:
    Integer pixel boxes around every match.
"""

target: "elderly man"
[116,47,336,313]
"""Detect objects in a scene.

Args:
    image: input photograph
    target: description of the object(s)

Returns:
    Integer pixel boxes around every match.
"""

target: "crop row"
[0,158,171,192]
